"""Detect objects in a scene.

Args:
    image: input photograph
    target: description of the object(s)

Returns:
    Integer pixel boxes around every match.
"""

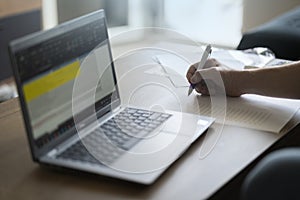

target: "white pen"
[187,44,212,96]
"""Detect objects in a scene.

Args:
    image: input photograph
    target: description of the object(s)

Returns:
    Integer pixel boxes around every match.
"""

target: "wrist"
[241,69,259,95]
[220,69,247,97]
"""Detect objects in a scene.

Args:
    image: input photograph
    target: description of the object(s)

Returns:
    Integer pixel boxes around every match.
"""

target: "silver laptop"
[9,10,214,184]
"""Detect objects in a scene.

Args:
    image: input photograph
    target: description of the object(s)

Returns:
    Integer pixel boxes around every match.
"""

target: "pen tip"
[187,87,193,96]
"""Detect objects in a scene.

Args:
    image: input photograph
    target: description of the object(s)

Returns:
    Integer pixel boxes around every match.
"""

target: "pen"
[187,44,212,96]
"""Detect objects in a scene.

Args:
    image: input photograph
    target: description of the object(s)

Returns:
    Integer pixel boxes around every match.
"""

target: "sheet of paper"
[226,96,298,133]
[210,50,245,70]
[265,58,292,66]
[210,49,274,70]
[152,54,190,87]
[154,42,276,70]
[196,94,299,133]
[155,54,191,75]
[154,48,275,74]
[144,65,189,88]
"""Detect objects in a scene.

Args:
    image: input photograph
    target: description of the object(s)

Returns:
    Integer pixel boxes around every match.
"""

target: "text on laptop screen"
[12,13,118,148]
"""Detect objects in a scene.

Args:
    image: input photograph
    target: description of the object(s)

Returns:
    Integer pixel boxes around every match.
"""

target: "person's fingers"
[195,85,209,95]
[195,86,204,94]
[186,64,197,82]
[190,71,203,84]
[194,80,209,95]
[203,58,221,69]
[187,59,221,83]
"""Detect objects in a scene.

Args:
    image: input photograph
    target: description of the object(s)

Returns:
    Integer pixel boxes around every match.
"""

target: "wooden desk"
[1,45,299,200]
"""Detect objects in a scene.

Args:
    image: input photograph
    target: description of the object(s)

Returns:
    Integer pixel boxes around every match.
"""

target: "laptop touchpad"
[162,111,214,139]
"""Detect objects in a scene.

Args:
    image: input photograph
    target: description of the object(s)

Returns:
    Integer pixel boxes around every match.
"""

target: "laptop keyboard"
[57,107,172,165]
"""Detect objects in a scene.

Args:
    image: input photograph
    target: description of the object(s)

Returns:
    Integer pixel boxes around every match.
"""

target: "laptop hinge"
[112,106,123,114]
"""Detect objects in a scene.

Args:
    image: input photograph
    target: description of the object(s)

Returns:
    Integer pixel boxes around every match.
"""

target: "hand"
[186,58,222,95]
[186,59,242,96]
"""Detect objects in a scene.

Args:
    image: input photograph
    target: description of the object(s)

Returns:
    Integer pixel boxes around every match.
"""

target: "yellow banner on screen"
[23,60,80,102]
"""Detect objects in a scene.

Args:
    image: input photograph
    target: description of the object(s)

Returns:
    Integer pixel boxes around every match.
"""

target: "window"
[163,0,243,47]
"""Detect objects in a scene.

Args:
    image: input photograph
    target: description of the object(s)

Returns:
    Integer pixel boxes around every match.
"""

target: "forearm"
[230,62,300,99]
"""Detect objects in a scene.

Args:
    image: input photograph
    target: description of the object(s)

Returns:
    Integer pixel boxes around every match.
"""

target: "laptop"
[9,10,214,184]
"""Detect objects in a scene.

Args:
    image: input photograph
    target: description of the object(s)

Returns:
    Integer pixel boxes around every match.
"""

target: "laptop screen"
[10,10,119,151]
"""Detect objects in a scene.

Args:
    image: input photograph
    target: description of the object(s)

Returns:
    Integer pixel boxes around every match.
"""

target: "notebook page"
[196,95,299,133]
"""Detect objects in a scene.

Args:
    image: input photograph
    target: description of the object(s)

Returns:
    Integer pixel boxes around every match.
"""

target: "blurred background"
[40,0,300,47]
[1,0,300,82]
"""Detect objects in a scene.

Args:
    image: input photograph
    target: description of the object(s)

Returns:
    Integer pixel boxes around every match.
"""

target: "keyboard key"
[149,113,161,120]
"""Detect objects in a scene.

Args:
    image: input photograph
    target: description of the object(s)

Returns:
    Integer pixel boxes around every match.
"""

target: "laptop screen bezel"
[9,10,121,160]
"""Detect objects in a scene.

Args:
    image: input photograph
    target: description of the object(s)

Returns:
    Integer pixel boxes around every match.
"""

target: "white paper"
[155,54,190,76]
[149,54,190,87]
[196,94,299,133]
[210,50,245,70]
[265,58,292,67]
[144,65,189,88]
[210,49,274,70]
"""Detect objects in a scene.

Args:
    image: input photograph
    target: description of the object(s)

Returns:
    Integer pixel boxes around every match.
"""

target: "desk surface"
[0,42,299,200]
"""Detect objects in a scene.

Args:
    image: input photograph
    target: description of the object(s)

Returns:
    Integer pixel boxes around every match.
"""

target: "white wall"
[164,0,243,48]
